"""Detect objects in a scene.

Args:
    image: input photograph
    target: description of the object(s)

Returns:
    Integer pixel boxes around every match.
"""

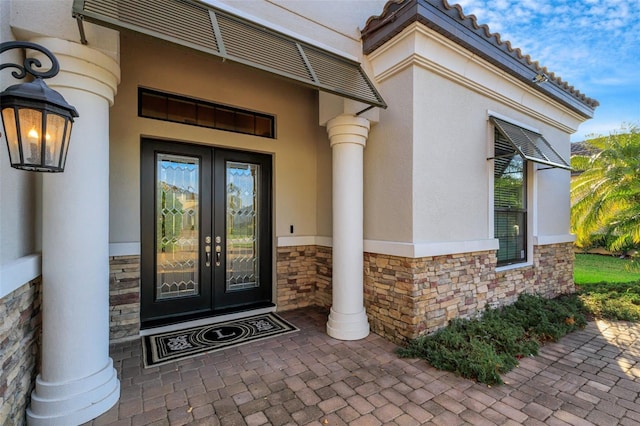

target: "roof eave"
[362,0,597,119]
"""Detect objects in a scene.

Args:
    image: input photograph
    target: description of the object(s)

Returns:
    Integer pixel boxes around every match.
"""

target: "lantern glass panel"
[18,108,43,165]
[1,108,20,164]
[60,120,72,169]
[45,113,66,167]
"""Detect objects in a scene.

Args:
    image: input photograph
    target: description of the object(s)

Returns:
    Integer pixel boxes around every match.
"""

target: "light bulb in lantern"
[27,128,40,163]
[45,133,53,164]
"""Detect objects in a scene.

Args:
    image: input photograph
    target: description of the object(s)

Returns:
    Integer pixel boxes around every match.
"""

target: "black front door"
[141,139,272,327]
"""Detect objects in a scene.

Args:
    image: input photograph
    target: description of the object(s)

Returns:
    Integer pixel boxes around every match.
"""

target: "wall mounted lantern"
[0,41,79,172]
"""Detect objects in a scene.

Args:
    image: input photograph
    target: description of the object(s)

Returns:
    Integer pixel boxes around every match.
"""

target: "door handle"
[215,245,222,266]
[204,236,212,267]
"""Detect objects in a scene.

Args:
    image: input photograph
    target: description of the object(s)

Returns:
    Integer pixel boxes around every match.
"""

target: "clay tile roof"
[570,141,599,156]
[361,0,599,118]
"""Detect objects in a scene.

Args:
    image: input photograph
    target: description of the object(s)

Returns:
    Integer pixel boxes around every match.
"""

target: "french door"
[140,139,272,327]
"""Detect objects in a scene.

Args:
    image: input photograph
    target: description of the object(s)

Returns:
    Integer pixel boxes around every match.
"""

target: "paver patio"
[85,307,640,426]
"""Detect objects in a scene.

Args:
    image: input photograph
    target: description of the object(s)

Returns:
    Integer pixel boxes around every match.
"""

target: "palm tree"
[571,125,640,255]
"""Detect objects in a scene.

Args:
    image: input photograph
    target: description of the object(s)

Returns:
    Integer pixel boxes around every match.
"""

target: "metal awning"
[72,0,386,110]
[489,116,571,170]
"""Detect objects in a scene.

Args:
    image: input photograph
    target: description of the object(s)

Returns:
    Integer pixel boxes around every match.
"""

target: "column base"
[26,359,120,425]
[326,307,370,340]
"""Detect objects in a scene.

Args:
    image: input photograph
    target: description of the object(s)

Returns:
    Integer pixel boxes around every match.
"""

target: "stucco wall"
[364,66,415,243]
[0,1,38,266]
[412,67,491,243]
[315,125,333,238]
[366,22,579,249]
[214,0,386,60]
[109,31,325,246]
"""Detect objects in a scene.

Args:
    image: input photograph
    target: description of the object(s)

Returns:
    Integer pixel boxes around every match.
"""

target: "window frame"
[493,126,529,267]
[138,87,276,139]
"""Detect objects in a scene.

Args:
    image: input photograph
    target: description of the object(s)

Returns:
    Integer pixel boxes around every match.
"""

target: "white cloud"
[453,0,640,135]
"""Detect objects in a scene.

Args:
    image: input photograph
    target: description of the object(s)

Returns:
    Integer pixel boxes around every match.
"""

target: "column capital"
[326,114,371,148]
[28,37,121,105]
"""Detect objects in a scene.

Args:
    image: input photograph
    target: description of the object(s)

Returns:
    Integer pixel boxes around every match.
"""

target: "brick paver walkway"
[86,307,640,425]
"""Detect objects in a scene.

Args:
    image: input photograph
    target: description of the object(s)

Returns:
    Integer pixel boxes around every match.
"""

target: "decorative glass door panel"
[156,154,200,300]
[141,139,272,327]
[226,162,260,291]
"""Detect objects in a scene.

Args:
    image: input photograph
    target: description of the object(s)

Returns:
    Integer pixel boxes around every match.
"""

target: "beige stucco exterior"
[364,22,580,256]
[0,0,38,266]
[110,30,325,245]
[0,0,597,423]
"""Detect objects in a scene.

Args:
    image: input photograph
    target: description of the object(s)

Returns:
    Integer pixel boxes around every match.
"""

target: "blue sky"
[455,0,640,141]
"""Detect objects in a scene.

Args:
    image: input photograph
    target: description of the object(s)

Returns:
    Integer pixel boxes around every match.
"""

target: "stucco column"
[326,114,371,340]
[26,37,121,425]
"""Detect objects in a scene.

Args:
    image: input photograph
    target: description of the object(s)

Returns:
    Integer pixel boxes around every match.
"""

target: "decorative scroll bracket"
[0,41,60,80]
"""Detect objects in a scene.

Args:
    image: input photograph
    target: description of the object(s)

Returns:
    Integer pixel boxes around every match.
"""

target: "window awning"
[72,0,387,110]
[489,116,571,170]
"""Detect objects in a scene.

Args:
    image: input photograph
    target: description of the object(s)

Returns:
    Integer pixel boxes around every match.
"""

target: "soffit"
[361,0,597,119]
[490,116,571,171]
[72,0,386,109]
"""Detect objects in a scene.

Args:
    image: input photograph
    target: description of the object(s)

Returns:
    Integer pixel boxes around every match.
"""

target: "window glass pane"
[495,129,527,265]
[226,161,260,291]
[156,154,200,300]
[141,92,167,119]
[197,104,216,128]
[495,211,526,264]
[255,115,273,138]
[168,98,197,124]
[236,112,255,134]
[216,107,236,131]
[139,89,275,138]
[494,155,525,209]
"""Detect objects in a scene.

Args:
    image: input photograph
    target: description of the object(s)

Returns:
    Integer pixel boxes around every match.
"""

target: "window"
[494,127,527,266]
[139,88,275,138]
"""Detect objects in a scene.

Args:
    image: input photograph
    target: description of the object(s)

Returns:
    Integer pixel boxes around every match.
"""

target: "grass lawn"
[574,253,639,284]
[574,253,640,322]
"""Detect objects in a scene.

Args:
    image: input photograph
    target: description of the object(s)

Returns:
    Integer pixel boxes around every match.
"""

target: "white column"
[26,37,121,426]
[326,114,371,340]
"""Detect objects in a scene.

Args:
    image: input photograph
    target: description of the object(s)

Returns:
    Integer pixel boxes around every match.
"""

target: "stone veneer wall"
[108,244,573,345]
[107,248,332,342]
[109,255,140,342]
[0,278,42,425]
[314,246,333,309]
[276,246,317,310]
[276,245,333,311]
[365,243,575,344]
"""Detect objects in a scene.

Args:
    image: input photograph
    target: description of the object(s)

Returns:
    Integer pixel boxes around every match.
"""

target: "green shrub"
[578,282,640,321]
[397,294,586,385]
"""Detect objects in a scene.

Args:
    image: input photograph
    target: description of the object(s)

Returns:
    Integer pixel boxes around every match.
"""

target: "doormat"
[142,313,298,367]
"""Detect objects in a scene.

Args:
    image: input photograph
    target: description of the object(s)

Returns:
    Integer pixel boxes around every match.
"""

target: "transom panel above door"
[140,139,272,328]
